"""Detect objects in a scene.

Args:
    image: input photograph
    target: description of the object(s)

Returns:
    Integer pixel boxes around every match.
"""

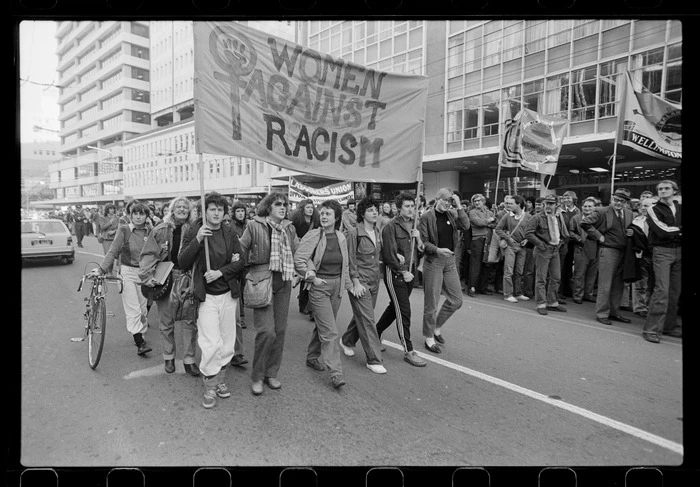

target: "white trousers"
[197,293,237,377]
[119,265,148,336]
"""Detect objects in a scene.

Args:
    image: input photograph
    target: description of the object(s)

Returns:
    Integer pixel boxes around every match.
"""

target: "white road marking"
[124,360,188,379]
[383,340,683,456]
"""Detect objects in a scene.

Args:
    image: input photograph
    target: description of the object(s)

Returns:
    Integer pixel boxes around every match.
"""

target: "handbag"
[243,267,273,308]
[172,268,197,321]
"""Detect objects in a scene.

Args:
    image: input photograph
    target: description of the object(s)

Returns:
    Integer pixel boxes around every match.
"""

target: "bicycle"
[77,267,124,369]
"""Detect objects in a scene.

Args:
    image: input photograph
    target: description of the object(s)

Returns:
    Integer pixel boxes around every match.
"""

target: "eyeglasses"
[273,201,288,207]
[612,197,626,203]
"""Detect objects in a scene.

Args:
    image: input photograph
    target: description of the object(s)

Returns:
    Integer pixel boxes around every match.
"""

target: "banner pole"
[514,167,519,196]
[198,153,211,271]
[408,166,423,273]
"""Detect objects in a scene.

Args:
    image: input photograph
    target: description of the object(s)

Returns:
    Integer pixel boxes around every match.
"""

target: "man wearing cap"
[522,194,569,315]
[580,188,635,326]
[558,191,580,301]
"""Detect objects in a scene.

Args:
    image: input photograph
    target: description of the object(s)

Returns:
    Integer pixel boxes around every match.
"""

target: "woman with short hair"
[295,199,353,389]
[91,201,154,355]
[98,203,120,254]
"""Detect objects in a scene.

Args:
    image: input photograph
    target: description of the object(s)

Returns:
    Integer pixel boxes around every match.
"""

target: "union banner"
[193,21,429,183]
[288,177,354,205]
[617,70,682,162]
[499,108,569,175]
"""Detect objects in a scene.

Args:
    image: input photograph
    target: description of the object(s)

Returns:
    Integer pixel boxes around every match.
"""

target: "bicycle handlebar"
[78,273,125,294]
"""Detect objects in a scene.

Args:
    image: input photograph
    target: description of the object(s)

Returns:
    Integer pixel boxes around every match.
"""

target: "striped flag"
[499,108,569,175]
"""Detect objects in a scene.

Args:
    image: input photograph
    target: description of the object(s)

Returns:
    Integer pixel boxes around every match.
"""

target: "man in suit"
[580,187,635,326]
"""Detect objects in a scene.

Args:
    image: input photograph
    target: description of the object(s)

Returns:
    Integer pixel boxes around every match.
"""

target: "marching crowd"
[74,179,680,409]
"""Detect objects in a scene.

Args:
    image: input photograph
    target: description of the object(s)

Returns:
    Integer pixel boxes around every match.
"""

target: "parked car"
[21,219,75,265]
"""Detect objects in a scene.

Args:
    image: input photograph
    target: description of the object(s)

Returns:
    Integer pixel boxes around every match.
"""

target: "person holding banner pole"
[178,192,243,409]
[295,200,353,389]
[375,192,426,368]
[238,192,299,395]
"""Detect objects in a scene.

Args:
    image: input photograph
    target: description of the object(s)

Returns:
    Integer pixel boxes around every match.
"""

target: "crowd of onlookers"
[27,180,680,409]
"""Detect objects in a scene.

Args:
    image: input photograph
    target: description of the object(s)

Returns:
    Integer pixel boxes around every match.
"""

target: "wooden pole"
[198,153,211,270]
[408,169,423,273]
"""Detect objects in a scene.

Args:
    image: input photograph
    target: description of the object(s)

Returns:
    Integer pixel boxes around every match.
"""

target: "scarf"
[266,218,294,281]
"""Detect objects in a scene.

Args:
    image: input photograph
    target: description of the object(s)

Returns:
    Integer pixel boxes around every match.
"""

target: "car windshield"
[21,221,66,234]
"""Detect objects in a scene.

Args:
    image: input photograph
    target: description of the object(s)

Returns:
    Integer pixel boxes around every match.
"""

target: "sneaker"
[504,296,518,303]
[403,351,427,367]
[366,363,387,374]
[202,389,217,409]
[251,381,264,395]
[264,377,282,389]
[215,383,231,398]
[340,341,355,357]
[515,295,530,301]
[331,375,346,388]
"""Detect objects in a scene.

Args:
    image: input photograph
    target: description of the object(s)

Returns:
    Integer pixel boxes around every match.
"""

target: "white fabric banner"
[288,177,354,205]
[193,21,429,183]
[617,70,681,162]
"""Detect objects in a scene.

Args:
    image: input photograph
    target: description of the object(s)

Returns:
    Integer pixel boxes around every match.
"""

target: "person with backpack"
[90,201,154,355]
[139,196,200,376]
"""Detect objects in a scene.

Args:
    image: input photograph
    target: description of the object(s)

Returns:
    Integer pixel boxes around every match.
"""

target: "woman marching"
[90,201,154,355]
[178,192,244,409]
[237,192,299,396]
[228,200,250,368]
[98,203,120,255]
[139,196,200,376]
[290,198,320,318]
[294,199,353,389]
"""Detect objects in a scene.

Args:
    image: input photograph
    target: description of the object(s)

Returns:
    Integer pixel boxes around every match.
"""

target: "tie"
[617,210,624,228]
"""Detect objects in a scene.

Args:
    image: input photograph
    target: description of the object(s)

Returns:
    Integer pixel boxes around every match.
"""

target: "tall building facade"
[300,19,682,203]
[49,20,152,205]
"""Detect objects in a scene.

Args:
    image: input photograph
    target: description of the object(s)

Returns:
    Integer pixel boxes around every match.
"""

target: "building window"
[448,34,464,78]
[502,21,523,62]
[599,59,627,118]
[482,91,500,137]
[446,101,462,143]
[525,20,546,54]
[545,73,570,119]
[665,43,682,103]
[523,79,544,113]
[548,19,572,47]
[571,66,597,122]
[631,47,664,94]
[464,96,480,140]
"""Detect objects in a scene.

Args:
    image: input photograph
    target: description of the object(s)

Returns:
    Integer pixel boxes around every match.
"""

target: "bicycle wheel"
[87,298,106,369]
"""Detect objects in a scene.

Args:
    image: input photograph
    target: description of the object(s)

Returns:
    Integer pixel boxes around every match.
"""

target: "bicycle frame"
[78,272,124,369]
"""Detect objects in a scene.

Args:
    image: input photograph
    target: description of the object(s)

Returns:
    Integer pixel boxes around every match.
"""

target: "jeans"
[533,245,561,308]
[376,266,414,353]
[502,244,526,298]
[572,243,598,301]
[251,272,291,382]
[422,253,463,338]
[307,276,343,377]
[197,293,237,378]
[595,247,625,320]
[157,268,198,364]
[343,281,382,365]
[644,246,682,335]
[633,255,654,313]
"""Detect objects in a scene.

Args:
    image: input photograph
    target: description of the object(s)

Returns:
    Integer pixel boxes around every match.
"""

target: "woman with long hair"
[237,192,299,396]
[289,199,320,316]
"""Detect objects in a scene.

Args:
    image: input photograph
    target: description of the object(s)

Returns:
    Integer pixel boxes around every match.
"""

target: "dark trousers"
[559,241,575,297]
[298,286,310,314]
[468,236,488,292]
[376,266,414,353]
[74,221,86,245]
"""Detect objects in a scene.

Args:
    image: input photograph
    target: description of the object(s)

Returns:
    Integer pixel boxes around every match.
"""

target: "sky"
[19,21,60,143]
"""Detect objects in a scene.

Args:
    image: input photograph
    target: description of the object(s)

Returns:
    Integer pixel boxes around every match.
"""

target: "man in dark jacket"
[523,194,569,316]
[581,187,635,326]
[375,193,426,367]
[642,180,682,343]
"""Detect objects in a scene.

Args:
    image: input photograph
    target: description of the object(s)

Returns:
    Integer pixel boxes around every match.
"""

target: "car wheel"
[65,257,74,264]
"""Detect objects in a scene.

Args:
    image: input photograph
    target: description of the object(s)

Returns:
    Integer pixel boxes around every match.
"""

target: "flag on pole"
[193,21,429,183]
[616,70,681,162]
[499,108,568,175]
